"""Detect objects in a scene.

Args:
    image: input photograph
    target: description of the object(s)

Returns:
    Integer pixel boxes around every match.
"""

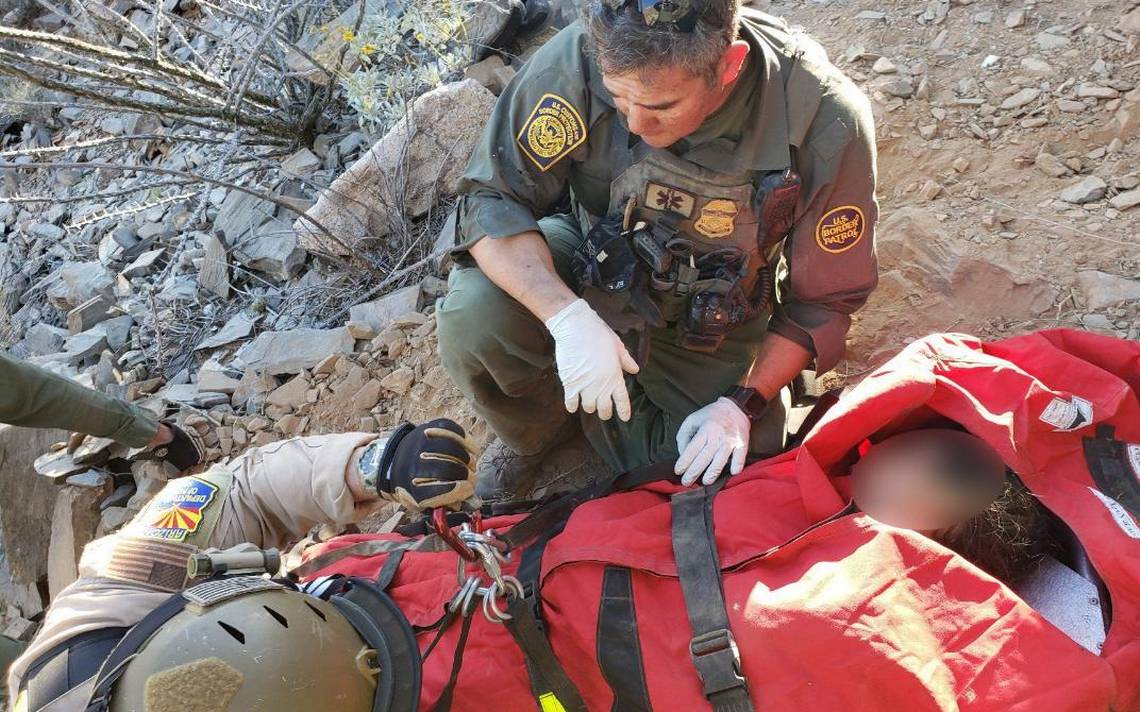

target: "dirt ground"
[761,0,1139,375]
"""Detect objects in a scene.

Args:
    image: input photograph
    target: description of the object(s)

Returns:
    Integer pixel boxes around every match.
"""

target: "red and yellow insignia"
[645,182,695,218]
[815,205,865,253]
[694,199,739,239]
[517,93,588,172]
[136,477,218,542]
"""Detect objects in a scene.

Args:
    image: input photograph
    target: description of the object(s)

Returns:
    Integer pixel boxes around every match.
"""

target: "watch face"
[358,441,384,490]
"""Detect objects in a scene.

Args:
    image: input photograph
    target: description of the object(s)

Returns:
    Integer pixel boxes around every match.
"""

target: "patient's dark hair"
[937,473,1057,586]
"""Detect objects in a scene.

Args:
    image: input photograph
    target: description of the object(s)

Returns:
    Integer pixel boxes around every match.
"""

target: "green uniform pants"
[0,351,159,447]
[436,214,787,474]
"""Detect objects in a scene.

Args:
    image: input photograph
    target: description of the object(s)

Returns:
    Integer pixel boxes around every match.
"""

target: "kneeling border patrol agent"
[10,420,478,712]
[435,0,879,497]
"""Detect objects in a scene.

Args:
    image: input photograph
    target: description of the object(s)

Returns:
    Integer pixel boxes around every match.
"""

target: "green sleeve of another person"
[0,350,159,447]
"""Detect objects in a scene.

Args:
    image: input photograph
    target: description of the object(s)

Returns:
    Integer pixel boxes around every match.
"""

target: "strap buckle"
[689,628,747,698]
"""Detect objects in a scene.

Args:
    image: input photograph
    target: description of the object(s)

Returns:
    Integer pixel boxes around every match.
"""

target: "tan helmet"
[97,576,420,712]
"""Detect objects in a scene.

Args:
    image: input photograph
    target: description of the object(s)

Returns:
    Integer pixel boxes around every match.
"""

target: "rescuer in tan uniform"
[8,420,477,712]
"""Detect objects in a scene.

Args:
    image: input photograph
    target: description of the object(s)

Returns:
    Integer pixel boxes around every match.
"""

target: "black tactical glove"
[364,419,478,512]
[132,422,206,471]
[150,423,206,470]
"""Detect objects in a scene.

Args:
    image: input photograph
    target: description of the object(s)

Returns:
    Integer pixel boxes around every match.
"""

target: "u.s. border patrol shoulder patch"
[517,93,587,172]
[134,476,219,542]
[815,205,865,253]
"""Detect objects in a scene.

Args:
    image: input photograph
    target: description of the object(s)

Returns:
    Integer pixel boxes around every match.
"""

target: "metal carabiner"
[448,576,481,616]
[476,542,507,591]
[481,575,526,623]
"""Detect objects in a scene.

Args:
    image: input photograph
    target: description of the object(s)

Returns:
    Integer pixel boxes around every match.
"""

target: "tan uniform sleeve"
[7,432,384,702]
[206,432,381,550]
[454,24,593,252]
[768,77,879,374]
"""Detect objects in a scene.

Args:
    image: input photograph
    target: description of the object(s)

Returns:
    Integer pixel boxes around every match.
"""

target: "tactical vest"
[577,12,828,354]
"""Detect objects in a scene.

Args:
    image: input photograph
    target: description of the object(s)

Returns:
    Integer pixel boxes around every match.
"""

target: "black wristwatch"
[722,386,769,421]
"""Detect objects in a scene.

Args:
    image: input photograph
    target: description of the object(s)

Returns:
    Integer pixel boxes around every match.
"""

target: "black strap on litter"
[510,507,578,711]
[420,607,460,663]
[503,596,589,712]
[1084,424,1140,520]
[375,548,406,592]
[670,485,754,712]
[428,611,475,712]
[502,460,679,552]
[84,591,191,711]
[596,566,652,712]
[20,627,128,712]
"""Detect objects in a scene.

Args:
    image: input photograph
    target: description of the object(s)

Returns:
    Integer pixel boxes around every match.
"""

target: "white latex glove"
[544,298,640,421]
[674,397,751,486]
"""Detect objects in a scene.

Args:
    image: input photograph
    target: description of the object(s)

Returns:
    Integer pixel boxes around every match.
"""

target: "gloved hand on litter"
[674,397,751,486]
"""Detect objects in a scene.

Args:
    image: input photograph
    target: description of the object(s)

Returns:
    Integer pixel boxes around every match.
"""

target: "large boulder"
[232,218,306,281]
[846,208,1057,367]
[45,261,114,311]
[295,79,496,255]
[348,285,423,332]
[0,424,70,610]
[1076,270,1140,310]
[234,327,356,375]
[46,479,110,598]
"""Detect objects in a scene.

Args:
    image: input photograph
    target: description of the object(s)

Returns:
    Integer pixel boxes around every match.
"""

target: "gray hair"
[582,0,741,84]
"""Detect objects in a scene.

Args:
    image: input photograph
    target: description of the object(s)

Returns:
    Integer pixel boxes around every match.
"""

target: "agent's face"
[602,67,724,148]
[600,40,750,149]
[850,430,1006,533]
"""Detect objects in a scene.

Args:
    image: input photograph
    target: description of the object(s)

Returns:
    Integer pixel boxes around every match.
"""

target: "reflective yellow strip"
[538,692,567,712]
[14,690,27,712]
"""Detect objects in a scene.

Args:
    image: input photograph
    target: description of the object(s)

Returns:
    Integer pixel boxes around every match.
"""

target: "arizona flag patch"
[517,93,587,172]
[136,477,219,542]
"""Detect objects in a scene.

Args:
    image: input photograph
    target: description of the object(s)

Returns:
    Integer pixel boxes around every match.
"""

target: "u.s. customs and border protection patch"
[815,205,865,253]
[517,93,588,172]
[694,199,739,238]
[135,476,219,542]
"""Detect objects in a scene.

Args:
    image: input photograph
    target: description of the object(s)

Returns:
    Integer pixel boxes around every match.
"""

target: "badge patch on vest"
[135,477,219,542]
[645,182,695,218]
[694,199,739,238]
[815,205,865,253]
[517,93,587,172]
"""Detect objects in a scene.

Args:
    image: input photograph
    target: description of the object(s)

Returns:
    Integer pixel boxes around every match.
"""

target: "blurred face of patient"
[850,430,1006,533]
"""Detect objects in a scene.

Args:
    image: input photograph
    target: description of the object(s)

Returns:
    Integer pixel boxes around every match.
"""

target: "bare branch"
[6,159,359,265]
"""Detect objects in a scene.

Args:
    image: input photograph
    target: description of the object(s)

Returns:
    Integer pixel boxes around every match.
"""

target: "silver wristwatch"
[357,439,386,493]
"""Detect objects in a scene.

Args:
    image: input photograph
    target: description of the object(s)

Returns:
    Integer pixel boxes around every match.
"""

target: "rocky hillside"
[0,0,1136,670]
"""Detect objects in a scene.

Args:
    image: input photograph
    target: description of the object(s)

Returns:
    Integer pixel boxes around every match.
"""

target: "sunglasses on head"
[603,0,702,31]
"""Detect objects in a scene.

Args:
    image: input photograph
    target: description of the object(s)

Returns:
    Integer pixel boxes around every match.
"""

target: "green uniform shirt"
[0,350,159,447]
[455,10,879,372]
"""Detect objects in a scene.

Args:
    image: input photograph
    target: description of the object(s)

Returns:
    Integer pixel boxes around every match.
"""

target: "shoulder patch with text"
[815,205,865,253]
[135,476,219,542]
[516,93,587,172]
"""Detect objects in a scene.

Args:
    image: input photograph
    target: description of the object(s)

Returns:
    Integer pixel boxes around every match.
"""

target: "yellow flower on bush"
[361,43,377,55]
[341,27,355,41]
